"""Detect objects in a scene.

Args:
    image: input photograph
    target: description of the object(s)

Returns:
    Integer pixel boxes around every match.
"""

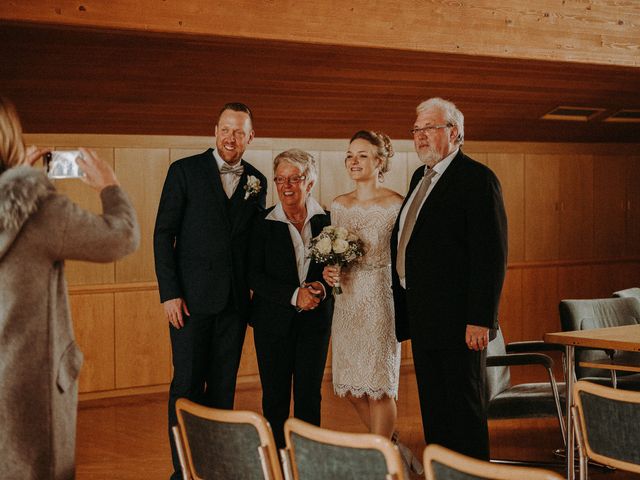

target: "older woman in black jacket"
[248,148,333,448]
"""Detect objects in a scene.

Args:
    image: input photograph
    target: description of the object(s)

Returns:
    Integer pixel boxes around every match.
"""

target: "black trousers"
[412,345,489,460]
[168,305,246,479]
[254,314,331,448]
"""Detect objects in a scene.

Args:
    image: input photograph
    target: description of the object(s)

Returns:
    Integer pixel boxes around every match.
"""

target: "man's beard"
[417,145,442,166]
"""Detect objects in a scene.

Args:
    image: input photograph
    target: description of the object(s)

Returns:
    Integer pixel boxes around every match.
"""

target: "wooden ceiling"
[1,22,639,142]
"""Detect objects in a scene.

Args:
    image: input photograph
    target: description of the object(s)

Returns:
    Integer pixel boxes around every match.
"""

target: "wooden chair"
[171,425,190,480]
[175,398,283,480]
[573,380,640,480]
[282,417,405,480]
[423,444,564,480]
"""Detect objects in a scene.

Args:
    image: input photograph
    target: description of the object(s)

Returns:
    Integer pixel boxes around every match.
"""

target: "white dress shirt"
[265,196,327,306]
[213,148,242,198]
[397,148,458,288]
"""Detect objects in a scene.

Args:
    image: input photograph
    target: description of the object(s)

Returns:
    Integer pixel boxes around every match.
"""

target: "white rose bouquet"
[308,225,364,294]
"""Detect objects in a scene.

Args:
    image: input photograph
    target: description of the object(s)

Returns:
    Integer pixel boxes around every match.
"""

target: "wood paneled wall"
[24,134,640,399]
[3,1,639,67]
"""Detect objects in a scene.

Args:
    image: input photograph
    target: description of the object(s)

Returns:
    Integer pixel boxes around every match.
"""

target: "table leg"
[566,345,575,480]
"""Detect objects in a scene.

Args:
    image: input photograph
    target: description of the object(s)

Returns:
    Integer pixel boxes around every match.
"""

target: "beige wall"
[24,133,640,399]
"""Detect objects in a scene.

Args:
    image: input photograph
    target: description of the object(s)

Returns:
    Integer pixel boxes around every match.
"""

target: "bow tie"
[220,163,244,176]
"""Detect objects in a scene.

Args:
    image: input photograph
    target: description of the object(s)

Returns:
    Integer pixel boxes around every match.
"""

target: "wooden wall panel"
[524,155,559,261]
[319,151,354,210]
[466,152,487,165]
[384,152,408,198]
[406,152,423,186]
[498,268,523,343]
[70,293,115,393]
[488,153,525,263]
[618,262,640,293]
[626,157,640,257]
[114,290,171,388]
[521,267,559,341]
[558,265,595,301]
[243,149,276,208]
[306,151,322,206]
[591,262,640,298]
[559,155,593,260]
[56,147,116,285]
[19,133,640,397]
[115,148,170,283]
[169,149,205,163]
[594,155,626,258]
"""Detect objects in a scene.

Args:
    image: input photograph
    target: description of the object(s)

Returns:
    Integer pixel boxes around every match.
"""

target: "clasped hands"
[296,281,324,311]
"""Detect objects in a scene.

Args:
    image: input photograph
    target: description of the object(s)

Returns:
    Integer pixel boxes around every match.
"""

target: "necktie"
[396,168,437,280]
[220,163,244,198]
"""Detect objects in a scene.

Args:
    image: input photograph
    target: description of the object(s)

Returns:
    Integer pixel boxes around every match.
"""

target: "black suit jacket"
[391,150,507,349]
[153,148,267,317]
[248,207,334,337]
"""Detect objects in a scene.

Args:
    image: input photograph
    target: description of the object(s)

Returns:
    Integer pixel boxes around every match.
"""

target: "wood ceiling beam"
[1,0,638,67]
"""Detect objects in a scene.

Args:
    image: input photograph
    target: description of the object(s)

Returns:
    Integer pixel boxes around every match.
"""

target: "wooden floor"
[76,368,640,479]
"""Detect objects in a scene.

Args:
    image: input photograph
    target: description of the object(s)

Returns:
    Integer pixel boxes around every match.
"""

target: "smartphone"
[44,150,84,179]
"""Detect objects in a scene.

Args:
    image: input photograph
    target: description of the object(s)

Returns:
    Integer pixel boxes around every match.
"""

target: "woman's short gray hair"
[416,97,465,145]
[273,148,318,187]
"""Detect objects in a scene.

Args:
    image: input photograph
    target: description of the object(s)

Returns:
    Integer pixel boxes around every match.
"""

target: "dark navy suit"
[154,148,267,477]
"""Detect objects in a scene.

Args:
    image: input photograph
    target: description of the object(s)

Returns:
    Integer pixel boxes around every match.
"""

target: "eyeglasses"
[274,175,306,185]
[410,124,452,136]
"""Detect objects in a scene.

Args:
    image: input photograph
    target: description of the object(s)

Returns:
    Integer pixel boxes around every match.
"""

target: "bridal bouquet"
[308,225,364,295]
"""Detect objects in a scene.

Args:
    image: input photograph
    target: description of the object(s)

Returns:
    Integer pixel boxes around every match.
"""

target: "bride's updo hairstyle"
[349,130,394,175]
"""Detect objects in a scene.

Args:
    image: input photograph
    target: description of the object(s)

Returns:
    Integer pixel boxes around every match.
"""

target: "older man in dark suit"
[154,103,267,479]
[391,97,507,460]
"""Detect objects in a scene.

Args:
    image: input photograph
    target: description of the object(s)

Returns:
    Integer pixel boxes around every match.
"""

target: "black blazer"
[248,207,334,337]
[391,150,507,349]
[153,148,267,317]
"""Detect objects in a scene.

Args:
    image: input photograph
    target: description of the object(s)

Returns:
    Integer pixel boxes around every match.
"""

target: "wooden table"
[544,324,640,480]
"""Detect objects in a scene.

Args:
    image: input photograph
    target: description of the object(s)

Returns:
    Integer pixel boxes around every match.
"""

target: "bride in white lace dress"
[323,130,403,437]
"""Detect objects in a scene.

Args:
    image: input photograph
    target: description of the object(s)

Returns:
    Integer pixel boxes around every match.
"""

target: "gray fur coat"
[0,166,139,479]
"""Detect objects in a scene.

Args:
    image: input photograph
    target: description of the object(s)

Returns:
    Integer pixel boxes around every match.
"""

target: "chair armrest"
[505,340,565,354]
[487,352,554,369]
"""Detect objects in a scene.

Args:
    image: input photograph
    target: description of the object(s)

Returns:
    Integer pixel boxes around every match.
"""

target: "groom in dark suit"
[154,103,267,479]
[391,97,507,460]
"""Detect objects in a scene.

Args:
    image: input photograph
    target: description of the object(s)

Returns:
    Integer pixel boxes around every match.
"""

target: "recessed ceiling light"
[541,106,606,121]
[603,109,640,123]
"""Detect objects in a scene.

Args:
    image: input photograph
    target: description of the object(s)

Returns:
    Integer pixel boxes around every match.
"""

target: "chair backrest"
[423,444,564,480]
[558,297,640,378]
[175,398,283,480]
[486,327,511,401]
[613,287,640,300]
[573,380,640,473]
[283,418,405,480]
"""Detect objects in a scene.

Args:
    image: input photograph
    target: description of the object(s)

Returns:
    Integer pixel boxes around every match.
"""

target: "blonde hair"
[0,97,25,173]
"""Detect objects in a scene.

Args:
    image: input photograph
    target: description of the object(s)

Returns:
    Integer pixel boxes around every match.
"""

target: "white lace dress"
[330,202,402,399]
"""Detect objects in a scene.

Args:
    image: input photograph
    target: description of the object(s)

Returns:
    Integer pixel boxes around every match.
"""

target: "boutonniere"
[244,175,262,200]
